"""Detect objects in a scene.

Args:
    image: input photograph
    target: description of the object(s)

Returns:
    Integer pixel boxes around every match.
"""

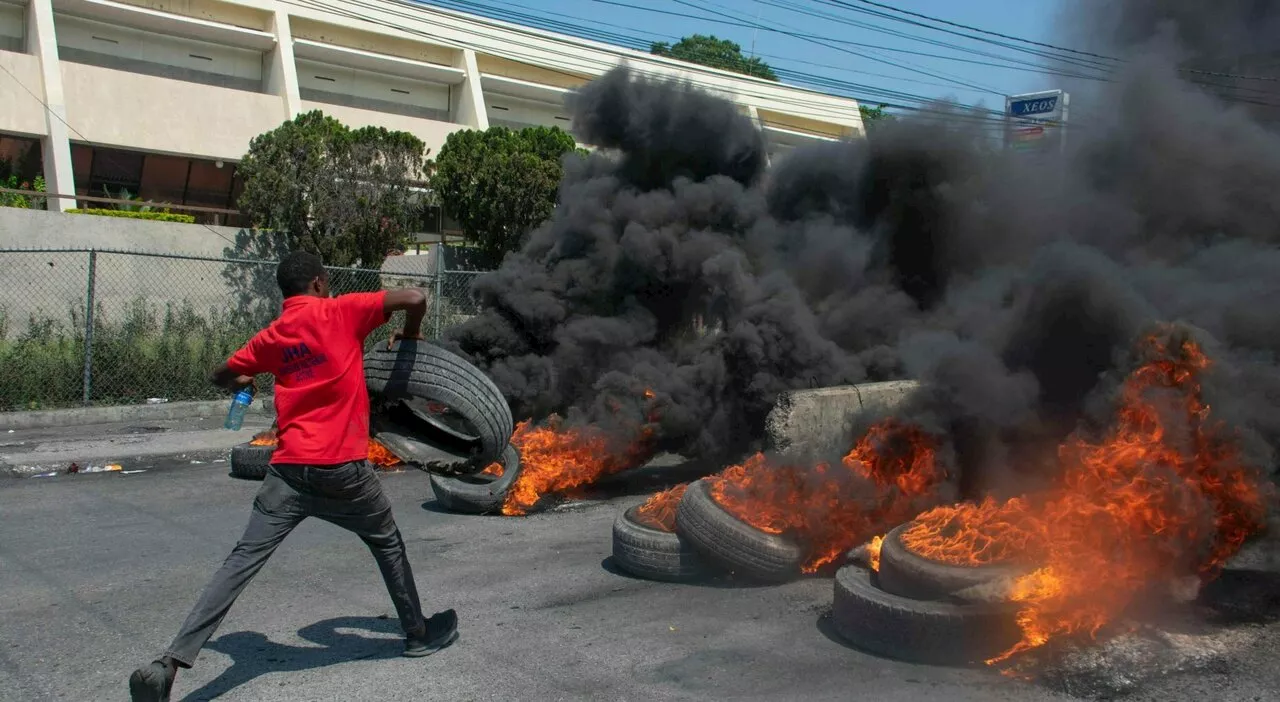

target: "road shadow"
[582,459,720,500]
[1197,568,1280,625]
[599,556,785,590]
[813,611,987,670]
[420,499,461,515]
[180,615,402,701]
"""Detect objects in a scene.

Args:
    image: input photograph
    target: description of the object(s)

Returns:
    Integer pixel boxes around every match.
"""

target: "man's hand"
[211,361,257,392]
[383,289,428,346]
[387,330,426,350]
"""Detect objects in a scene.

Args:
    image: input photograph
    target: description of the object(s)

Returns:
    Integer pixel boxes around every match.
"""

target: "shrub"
[1,174,46,209]
[68,209,197,223]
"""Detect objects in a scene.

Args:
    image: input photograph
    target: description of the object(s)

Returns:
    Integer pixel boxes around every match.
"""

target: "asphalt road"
[1,460,1278,702]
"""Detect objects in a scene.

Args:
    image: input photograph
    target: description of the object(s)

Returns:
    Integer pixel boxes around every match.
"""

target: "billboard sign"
[1005,89,1068,155]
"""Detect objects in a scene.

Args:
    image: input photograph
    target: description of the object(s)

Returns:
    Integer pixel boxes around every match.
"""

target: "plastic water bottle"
[224,387,254,431]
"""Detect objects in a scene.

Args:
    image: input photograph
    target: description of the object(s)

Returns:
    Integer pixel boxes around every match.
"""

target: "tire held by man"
[831,564,1021,665]
[365,339,514,472]
[429,444,523,514]
[375,428,475,476]
[612,505,714,583]
[675,480,804,583]
[401,396,482,446]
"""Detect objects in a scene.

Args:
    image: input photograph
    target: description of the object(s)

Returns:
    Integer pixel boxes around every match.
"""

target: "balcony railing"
[0,188,246,226]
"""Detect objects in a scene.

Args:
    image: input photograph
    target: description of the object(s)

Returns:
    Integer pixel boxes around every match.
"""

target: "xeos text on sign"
[1010,97,1059,116]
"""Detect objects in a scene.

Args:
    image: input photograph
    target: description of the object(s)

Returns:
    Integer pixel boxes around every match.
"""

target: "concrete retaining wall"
[764,380,921,457]
[0,207,243,255]
[0,209,441,333]
[0,209,259,329]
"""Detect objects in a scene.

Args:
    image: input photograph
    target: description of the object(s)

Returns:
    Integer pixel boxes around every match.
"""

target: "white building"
[0,0,864,232]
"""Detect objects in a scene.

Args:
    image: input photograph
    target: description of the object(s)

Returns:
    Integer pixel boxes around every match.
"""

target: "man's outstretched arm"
[211,331,267,390]
[384,288,428,341]
[209,363,255,391]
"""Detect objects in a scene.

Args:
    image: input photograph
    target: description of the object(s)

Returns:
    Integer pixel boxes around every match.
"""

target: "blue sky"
[425,1,1064,113]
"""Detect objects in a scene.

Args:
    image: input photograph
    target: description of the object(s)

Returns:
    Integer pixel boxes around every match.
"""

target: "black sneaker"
[403,609,459,657]
[128,660,175,702]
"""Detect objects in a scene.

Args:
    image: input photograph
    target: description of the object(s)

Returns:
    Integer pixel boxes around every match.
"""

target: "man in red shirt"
[129,252,457,702]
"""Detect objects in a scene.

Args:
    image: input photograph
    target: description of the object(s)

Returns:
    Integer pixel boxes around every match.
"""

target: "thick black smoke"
[447,2,1280,487]
[446,68,864,460]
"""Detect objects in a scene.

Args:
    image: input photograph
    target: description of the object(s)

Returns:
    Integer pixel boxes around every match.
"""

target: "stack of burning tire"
[829,522,1025,665]
[612,479,816,584]
[611,480,1027,665]
[611,484,712,582]
[613,419,952,585]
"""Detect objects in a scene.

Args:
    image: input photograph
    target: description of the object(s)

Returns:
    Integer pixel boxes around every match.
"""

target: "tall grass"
[0,293,476,411]
[0,300,263,410]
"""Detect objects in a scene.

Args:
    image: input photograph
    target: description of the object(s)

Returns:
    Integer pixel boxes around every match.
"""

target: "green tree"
[236,110,429,269]
[859,103,894,131]
[651,34,779,81]
[429,125,581,264]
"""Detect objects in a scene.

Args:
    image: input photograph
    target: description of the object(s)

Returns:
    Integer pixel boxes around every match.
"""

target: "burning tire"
[612,504,711,583]
[830,564,1021,665]
[675,480,804,583]
[229,442,274,481]
[876,523,1026,600]
[365,339,514,472]
[429,444,522,514]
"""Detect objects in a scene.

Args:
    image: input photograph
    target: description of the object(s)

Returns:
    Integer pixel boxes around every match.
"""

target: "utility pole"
[749,2,762,58]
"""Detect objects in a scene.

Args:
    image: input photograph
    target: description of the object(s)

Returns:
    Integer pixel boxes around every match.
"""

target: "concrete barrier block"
[765,380,921,457]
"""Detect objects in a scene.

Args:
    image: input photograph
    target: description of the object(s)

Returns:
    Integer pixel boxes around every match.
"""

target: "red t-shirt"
[226,291,388,466]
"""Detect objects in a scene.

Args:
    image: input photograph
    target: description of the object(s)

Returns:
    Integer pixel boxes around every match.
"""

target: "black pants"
[164,461,425,667]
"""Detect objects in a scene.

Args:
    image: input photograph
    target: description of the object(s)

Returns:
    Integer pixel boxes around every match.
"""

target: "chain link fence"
[0,248,487,411]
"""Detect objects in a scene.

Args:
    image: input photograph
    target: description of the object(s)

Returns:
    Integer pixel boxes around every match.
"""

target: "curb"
[3,446,234,479]
[0,398,277,431]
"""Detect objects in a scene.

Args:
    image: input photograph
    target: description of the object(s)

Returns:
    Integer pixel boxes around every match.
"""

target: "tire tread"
[612,506,712,582]
[675,480,803,582]
[365,340,513,470]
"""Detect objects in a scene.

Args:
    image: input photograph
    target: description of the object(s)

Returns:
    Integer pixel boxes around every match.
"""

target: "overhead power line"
[835,0,1121,63]
[293,0,1029,127]
[294,0,1280,129]
[818,0,1280,82]
[666,0,1001,95]
[440,0,1118,89]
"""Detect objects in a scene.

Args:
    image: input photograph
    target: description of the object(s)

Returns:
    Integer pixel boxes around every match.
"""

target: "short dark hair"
[276,251,326,297]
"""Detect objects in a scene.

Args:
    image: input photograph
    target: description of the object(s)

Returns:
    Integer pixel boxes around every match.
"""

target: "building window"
[87,147,144,198]
[0,136,43,184]
[68,144,246,224]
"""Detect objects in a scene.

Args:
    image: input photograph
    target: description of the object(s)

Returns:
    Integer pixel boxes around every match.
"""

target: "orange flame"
[901,496,1036,566]
[868,534,884,572]
[480,461,504,477]
[249,428,278,446]
[634,483,689,532]
[501,416,654,515]
[246,429,400,470]
[705,419,948,572]
[367,438,403,469]
[900,328,1269,665]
